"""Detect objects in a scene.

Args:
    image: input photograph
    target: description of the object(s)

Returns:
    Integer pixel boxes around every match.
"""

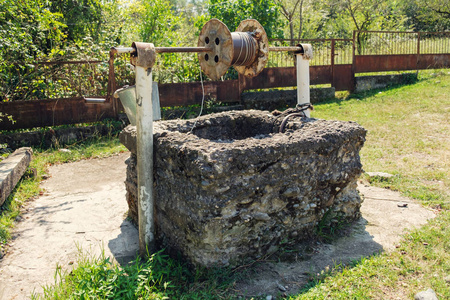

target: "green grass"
[3,70,450,299]
[313,70,449,209]
[289,70,449,299]
[291,211,450,299]
[32,249,241,300]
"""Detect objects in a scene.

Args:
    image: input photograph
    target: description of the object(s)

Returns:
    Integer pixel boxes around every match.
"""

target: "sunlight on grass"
[292,211,450,300]
[312,72,449,208]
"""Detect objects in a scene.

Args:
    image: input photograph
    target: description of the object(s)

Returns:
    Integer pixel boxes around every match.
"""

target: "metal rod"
[111,47,136,54]
[269,46,303,52]
[155,47,211,53]
[114,45,309,55]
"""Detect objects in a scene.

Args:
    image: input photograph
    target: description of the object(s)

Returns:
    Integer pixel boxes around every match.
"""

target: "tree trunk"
[298,0,304,40]
[289,18,294,45]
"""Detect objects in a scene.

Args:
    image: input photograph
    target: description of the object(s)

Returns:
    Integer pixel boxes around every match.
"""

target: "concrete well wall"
[120,110,366,267]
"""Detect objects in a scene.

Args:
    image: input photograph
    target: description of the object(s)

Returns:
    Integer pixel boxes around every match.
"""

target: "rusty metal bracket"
[296,44,313,60]
[131,42,156,69]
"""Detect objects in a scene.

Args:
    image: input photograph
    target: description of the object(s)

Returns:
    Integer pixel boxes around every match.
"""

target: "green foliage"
[49,0,104,42]
[207,0,285,38]
[0,0,66,62]
[129,0,184,46]
[0,112,14,124]
[0,0,66,101]
[401,0,450,31]
[34,249,239,299]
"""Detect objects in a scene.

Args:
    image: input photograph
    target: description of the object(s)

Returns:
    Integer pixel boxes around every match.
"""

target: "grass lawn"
[1,70,449,299]
[291,71,449,299]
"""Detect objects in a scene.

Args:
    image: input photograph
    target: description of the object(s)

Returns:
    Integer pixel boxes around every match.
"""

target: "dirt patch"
[233,182,436,298]
[0,154,436,299]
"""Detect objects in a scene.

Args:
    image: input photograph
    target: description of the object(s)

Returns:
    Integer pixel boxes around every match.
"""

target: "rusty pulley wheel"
[198,19,269,80]
[197,19,233,81]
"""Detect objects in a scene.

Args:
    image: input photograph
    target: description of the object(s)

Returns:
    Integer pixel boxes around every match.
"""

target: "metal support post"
[131,42,157,256]
[296,44,313,118]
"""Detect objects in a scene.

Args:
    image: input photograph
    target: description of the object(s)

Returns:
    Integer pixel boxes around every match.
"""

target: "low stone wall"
[0,123,125,150]
[120,110,366,267]
[242,88,335,111]
[0,148,33,206]
[355,74,417,92]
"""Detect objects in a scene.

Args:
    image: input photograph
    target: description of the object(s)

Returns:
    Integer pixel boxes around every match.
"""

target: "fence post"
[417,32,421,71]
[351,31,357,91]
[107,51,118,117]
[331,39,335,89]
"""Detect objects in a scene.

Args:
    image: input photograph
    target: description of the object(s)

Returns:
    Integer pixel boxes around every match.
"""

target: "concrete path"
[0,152,138,300]
[0,152,436,299]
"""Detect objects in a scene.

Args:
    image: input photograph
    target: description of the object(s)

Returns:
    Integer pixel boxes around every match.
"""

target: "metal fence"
[267,39,353,67]
[1,30,449,130]
[356,31,450,55]
[420,32,450,54]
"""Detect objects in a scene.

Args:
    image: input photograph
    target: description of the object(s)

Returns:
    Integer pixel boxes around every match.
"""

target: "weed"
[33,248,240,300]
[315,209,349,243]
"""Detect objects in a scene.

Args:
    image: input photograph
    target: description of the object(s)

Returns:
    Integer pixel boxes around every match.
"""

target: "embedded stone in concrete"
[0,147,33,206]
[120,110,367,267]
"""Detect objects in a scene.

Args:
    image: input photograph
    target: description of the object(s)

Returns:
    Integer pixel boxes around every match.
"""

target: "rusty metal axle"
[111,46,212,55]
[112,45,305,55]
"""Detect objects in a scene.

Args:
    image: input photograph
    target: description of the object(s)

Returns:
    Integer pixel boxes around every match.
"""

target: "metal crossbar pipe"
[112,46,211,54]
[111,47,136,54]
[112,45,307,55]
[269,46,303,52]
[155,47,211,53]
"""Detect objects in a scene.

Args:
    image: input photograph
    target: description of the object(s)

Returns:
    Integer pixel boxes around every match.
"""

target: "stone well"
[120,110,366,267]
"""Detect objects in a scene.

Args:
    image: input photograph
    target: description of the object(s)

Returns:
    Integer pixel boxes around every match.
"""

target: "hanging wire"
[189,65,205,132]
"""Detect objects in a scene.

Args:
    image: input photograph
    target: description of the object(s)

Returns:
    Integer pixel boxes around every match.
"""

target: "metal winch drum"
[198,19,269,80]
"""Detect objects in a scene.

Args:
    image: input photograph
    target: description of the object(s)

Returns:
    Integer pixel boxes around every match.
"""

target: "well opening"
[190,113,274,141]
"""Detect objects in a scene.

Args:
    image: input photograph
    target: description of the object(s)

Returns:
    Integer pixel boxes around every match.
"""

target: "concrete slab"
[0,152,138,300]
[0,147,33,207]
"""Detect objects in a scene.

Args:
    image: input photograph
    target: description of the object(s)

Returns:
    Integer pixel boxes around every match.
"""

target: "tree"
[127,0,183,46]
[207,0,285,39]
[0,0,66,101]
[274,0,302,43]
[337,0,407,53]
[49,0,104,42]
[401,0,450,31]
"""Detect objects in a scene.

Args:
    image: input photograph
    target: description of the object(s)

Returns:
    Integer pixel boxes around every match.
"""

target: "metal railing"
[355,31,450,55]
[1,31,448,103]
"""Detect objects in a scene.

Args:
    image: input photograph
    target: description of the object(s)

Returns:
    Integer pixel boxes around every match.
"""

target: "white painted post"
[135,65,155,255]
[131,42,157,256]
[296,44,313,118]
